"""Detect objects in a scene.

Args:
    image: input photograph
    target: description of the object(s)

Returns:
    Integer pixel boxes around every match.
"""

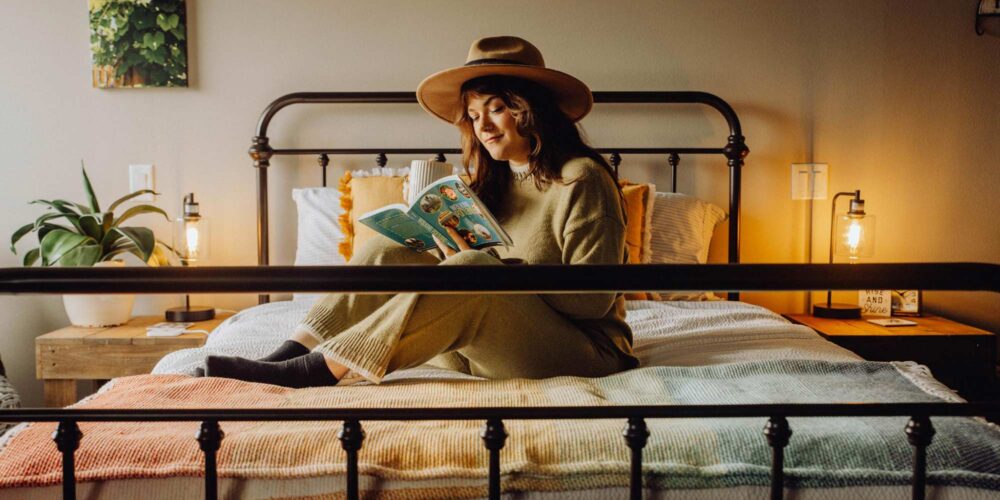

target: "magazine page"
[357,204,446,253]
[407,175,513,251]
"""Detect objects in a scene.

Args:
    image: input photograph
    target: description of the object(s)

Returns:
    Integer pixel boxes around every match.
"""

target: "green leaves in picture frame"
[90,0,188,88]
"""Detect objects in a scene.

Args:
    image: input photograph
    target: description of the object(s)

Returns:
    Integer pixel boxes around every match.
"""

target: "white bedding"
[153,299,862,377]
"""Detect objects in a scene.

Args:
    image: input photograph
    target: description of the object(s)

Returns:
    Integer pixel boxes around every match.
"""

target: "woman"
[205,36,638,387]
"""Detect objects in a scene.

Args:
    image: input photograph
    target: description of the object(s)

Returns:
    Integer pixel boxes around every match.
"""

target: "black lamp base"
[812,303,862,319]
[165,306,216,322]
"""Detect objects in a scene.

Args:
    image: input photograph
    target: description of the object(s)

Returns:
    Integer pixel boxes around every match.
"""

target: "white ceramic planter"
[62,261,135,327]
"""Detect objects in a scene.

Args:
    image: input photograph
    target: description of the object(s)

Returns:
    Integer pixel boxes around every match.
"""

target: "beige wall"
[1,1,997,406]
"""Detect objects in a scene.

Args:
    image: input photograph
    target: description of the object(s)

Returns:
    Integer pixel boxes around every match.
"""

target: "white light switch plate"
[129,164,155,201]
[791,163,828,200]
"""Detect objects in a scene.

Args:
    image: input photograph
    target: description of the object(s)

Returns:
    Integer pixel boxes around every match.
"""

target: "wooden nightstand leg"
[44,380,77,408]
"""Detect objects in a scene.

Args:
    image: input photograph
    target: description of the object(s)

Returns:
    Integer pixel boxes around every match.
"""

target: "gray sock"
[204,352,339,388]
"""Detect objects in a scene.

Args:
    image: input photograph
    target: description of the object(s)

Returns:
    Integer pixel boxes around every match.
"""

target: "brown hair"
[456,75,621,214]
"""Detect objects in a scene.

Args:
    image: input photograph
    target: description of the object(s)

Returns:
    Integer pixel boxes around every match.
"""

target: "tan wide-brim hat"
[417,36,593,125]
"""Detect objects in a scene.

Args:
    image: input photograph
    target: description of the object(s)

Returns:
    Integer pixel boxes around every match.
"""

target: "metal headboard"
[248,91,749,303]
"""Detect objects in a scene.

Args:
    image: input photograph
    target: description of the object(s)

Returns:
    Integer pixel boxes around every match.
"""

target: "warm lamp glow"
[185,222,200,259]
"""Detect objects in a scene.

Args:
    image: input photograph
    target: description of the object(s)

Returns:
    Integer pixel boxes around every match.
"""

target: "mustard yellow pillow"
[619,181,655,300]
[336,172,406,261]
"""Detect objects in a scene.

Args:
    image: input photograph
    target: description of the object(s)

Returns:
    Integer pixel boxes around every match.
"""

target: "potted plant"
[10,165,172,327]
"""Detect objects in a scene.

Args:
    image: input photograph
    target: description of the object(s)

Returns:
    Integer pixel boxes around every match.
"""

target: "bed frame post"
[249,136,274,304]
[197,420,224,500]
[764,416,792,500]
[53,420,81,500]
[481,418,508,500]
[724,134,749,301]
[667,153,680,193]
[623,417,650,500]
[338,419,365,500]
[318,153,330,188]
[906,416,936,500]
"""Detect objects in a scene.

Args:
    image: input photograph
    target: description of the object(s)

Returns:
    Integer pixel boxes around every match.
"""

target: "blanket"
[1,360,998,497]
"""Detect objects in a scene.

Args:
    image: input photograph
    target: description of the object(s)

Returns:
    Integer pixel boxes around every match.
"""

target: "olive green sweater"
[495,157,638,367]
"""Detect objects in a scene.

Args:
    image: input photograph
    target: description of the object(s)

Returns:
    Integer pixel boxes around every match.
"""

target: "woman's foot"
[204,352,340,388]
[259,340,310,362]
[192,340,309,378]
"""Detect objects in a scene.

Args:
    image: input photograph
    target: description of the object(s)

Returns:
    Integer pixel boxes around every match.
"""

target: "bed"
[0,91,998,500]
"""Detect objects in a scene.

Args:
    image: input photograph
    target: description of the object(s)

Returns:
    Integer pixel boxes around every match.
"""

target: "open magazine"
[358,175,513,252]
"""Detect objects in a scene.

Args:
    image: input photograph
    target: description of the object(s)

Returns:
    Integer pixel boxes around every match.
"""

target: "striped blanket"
[1,360,998,497]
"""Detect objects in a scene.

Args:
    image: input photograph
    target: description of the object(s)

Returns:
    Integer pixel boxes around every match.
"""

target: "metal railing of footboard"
[1,262,998,500]
[0,263,997,295]
[2,403,1000,500]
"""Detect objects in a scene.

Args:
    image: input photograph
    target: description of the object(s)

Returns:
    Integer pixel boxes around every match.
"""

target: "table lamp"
[812,190,875,318]
[166,193,215,322]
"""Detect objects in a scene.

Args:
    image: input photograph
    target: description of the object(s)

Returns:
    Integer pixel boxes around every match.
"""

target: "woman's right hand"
[433,226,471,258]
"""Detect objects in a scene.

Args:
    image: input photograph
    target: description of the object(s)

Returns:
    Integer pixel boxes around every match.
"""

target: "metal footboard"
[4,403,1000,500]
[1,262,998,500]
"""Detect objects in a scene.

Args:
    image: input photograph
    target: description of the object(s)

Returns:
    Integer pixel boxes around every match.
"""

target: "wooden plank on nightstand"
[36,324,111,345]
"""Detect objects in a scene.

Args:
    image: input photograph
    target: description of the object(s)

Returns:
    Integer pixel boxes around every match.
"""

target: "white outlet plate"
[129,164,155,201]
[791,163,828,200]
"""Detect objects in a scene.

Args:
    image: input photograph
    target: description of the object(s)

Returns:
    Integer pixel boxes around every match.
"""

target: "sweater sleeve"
[540,215,626,319]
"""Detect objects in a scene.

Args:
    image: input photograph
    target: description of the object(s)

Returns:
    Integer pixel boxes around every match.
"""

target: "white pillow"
[649,192,727,300]
[292,188,346,301]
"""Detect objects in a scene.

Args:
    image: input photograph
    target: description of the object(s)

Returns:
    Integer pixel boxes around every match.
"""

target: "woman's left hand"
[433,226,471,258]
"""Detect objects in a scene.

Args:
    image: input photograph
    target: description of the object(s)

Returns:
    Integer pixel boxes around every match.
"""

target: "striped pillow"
[649,192,727,300]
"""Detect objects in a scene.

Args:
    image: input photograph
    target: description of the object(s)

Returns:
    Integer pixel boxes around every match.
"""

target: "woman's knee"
[350,236,437,266]
[439,249,502,266]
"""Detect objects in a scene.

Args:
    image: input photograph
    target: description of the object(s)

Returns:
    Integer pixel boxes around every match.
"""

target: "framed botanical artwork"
[90,0,188,88]
[891,290,922,317]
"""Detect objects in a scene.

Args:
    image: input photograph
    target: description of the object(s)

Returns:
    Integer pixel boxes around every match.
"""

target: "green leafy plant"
[90,0,188,87]
[10,164,172,267]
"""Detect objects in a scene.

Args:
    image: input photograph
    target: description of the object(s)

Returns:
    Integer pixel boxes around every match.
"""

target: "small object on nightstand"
[867,318,917,327]
[146,321,194,337]
[859,289,891,317]
[892,289,922,317]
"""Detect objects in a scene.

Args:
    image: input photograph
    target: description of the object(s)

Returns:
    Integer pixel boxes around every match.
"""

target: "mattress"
[3,299,993,500]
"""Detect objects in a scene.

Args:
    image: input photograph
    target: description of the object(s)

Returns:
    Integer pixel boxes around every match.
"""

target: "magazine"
[358,175,512,252]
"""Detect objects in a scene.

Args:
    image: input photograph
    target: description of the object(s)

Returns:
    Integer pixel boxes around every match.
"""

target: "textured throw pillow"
[648,192,727,301]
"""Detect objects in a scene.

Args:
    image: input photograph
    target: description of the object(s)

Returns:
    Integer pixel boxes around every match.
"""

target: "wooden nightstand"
[36,314,232,407]
[785,314,997,400]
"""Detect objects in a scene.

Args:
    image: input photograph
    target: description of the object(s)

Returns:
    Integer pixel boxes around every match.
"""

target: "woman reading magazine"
[204,36,639,387]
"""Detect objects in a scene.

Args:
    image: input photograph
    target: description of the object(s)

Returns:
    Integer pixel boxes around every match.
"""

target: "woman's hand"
[433,226,471,258]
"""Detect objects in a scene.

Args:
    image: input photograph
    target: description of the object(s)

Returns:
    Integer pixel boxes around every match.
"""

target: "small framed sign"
[859,290,892,317]
[892,290,922,317]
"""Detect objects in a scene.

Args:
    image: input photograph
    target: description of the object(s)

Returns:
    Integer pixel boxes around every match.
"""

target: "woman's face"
[466,94,531,165]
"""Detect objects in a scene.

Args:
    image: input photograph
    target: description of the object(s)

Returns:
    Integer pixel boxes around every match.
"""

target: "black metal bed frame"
[248,91,750,303]
[0,91,998,500]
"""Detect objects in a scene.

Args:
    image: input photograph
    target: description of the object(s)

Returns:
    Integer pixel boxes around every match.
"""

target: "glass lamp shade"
[834,214,874,261]
[173,216,210,266]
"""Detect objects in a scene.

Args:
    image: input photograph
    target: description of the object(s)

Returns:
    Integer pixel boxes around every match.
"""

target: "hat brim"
[416,64,593,125]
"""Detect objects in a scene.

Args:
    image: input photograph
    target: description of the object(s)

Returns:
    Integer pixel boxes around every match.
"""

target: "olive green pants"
[299,237,629,383]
